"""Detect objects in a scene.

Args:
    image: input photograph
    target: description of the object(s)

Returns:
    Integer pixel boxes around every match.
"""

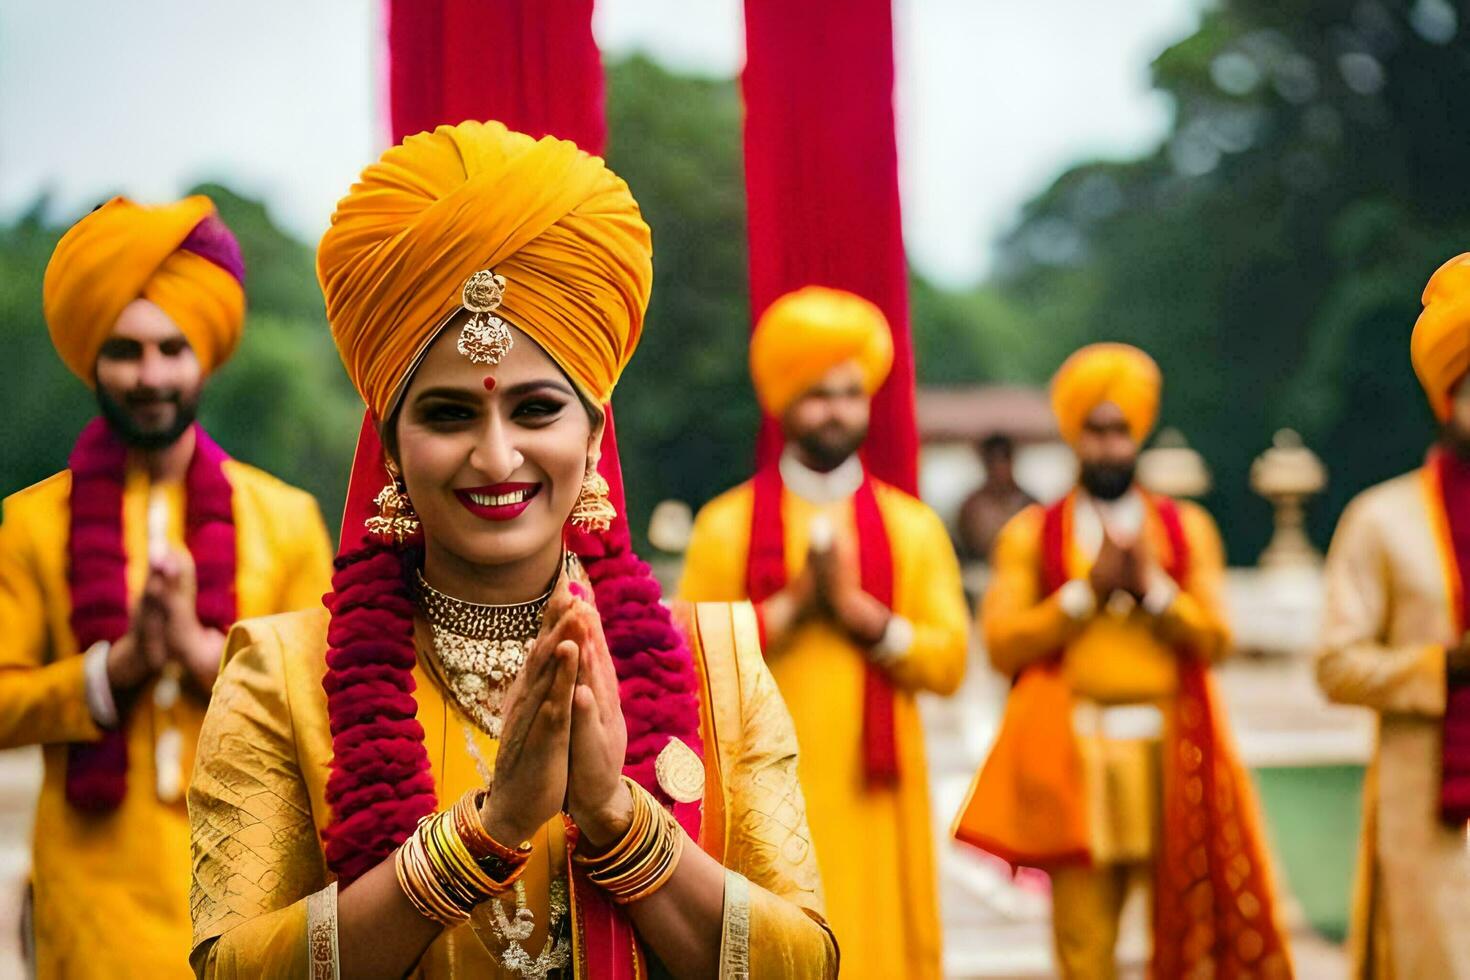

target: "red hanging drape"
[741,0,918,492]
[388,0,605,151]
[384,0,629,516]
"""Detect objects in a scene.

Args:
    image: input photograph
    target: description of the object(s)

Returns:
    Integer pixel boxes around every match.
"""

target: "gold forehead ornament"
[457,270,513,365]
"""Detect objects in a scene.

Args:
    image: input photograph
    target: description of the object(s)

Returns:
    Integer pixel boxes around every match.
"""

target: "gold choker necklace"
[413,570,554,738]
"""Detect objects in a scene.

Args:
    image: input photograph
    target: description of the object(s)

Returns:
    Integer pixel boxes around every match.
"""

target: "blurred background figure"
[957,343,1293,978]
[680,286,969,980]
[1317,253,1470,979]
[957,434,1036,564]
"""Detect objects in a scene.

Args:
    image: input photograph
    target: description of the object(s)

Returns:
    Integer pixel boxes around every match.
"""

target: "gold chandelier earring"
[569,457,616,533]
[365,458,421,543]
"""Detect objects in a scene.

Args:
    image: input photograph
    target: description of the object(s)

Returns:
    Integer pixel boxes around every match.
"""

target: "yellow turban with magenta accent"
[43,196,246,385]
[1050,342,1162,446]
[749,286,894,416]
[317,120,652,419]
[1412,253,1470,422]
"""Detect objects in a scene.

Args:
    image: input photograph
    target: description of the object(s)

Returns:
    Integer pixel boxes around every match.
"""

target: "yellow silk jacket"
[188,600,838,978]
[0,460,333,979]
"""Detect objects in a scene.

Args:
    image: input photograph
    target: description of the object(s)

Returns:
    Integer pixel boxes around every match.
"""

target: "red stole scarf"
[65,418,236,811]
[1426,448,1470,823]
[1040,495,1293,978]
[747,462,899,785]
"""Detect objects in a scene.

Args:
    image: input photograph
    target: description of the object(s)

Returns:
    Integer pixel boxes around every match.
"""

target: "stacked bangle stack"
[396,789,533,926]
[576,775,685,905]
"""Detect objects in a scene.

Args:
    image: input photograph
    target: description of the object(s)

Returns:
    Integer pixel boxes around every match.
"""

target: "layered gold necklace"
[413,569,553,739]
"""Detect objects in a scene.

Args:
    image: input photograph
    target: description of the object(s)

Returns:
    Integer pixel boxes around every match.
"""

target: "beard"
[1445,422,1470,462]
[96,383,199,451]
[793,423,867,473]
[1079,459,1137,501]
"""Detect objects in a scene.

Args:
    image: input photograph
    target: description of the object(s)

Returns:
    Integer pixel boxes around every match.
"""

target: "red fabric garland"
[64,420,236,810]
[740,0,919,493]
[747,463,900,785]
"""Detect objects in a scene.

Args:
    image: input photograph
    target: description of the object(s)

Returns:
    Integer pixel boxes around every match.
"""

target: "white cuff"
[1057,579,1096,621]
[1142,577,1180,618]
[83,641,119,729]
[871,615,915,666]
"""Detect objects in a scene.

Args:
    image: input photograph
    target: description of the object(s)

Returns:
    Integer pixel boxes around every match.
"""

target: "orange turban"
[1411,254,1470,422]
[749,286,894,416]
[43,196,245,385]
[1050,342,1162,446]
[317,120,652,419]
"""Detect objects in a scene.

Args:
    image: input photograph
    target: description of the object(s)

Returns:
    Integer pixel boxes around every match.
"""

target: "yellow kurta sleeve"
[678,486,754,604]
[271,494,333,615]
[883,496,968,696]
[981,506,1082,678]
[716,603,838,976]
[189,619,326,976]
[1317,492,1447,717]
[0,488,101,747]
[1155,501,1232,661]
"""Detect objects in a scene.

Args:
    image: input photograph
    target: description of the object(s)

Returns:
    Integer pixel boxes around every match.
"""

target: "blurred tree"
[988,0,1470,560]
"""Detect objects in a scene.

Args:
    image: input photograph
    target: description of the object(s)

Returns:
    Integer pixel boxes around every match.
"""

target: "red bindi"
[482,376,497,392]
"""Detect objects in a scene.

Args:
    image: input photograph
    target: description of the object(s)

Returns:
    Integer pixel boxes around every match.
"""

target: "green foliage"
[983,0,1470,559]
[603,56,760,534]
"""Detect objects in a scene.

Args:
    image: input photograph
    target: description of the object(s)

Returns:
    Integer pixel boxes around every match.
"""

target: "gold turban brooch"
[317,120,653,419]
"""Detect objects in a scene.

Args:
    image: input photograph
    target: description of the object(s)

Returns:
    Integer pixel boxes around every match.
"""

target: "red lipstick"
[454,482,542,521]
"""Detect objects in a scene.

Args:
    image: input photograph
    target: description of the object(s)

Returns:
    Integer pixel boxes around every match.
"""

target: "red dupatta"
[1419,448,1470,824]
[746,462,900,786]
[955,492,1292,976]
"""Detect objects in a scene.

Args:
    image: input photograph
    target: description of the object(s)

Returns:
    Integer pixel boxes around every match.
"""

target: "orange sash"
[954,494,1294,977]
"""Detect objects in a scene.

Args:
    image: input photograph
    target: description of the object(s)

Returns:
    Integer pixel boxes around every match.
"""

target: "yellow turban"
[1050,342,1162,446]
[1411,253,1470,422]
[317,120,652,419]
[43,196,246,385]
[749,286,894,416]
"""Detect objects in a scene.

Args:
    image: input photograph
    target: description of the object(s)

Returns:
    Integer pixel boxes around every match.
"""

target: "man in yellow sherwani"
[1318,253,1470,978]
[679,285,968,979]
[963,343,1293,978]
[0,196,333,978]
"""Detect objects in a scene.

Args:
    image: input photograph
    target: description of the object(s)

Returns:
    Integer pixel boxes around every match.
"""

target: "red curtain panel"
[741,0,919,492]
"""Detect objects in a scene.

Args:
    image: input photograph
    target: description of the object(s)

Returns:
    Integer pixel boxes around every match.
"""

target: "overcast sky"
[0,0,1200,286]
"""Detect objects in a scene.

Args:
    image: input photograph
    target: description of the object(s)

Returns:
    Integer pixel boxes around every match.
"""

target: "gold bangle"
[573,775,649,866]
[396,822,467,926]
[581,780,686,905]
[454,789,534,866]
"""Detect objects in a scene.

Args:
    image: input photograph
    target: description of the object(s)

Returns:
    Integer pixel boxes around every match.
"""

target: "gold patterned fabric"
[188,601,836,978]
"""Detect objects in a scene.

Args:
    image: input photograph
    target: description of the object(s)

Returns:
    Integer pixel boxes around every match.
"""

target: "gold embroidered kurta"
[678,481,969,980]
[0,461,334,979]
[188,601,838,978]
[1319,468,1470,979]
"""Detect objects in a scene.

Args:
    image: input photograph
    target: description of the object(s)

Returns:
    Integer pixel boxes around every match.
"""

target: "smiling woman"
[391,321,599,604]
[184,119,838,979]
